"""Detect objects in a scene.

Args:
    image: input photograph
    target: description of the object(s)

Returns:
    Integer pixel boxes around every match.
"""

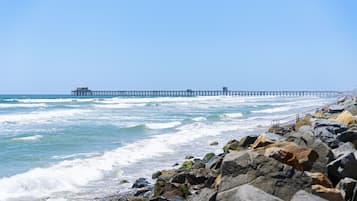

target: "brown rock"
[312,184,344,201]
[306,172,333,188]
[329,111,357,125]
[251,135,274,149]
[262,141,318,171]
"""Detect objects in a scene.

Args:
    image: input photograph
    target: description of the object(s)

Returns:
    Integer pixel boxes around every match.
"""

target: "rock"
[205,155,224,170]
[158,170,178,182]
[185,155,194,159]
[134,186,153,196]
[132,178,151,189]
[346,104,357,115]
[337,128,357,148]
[329,111,357,125]
[296,115,312,130]
[223,140,240,153]
[268,124,294,136]
[202,153,215,163]
[180,160,193,170]
[152,171,162,180]
[209,141,219,146]
[286,130,315,147]
[309,139,334,173]
[328,105,345,113]
[219,150,312,200]
[187,188,217,201]
[314,126,342,148]
[251,134,274,149]
[120,179,130,184]
[327,151,357,185]
[216,184,283,201]
[336,177,357,201]
[262,141,318,171]
[238,135,258,148]
[332,142,355,158]
[291,190,329,201]
[306,172,333,188]
[313,119,348,133]
[312,184,344,201]
[191,159,206,169]
[172,163,179,167]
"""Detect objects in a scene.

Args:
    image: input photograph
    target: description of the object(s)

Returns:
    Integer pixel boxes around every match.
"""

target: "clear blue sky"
[1,0,356,94]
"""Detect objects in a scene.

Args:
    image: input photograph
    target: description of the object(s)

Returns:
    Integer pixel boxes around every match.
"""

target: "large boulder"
[216,184,283,201]
[291,190,328,201]
[262,141,318,171]
[329,111,357,125]
[314,126,342,148]
[223,135,258,153]
[285,130,334,173]
[332,142,355,159]
[218,150,312,200]
[328,105,345,113]
[251,134,274,149]
[336,127,357,148]
[327,151,357,185]
[336,177,357,201]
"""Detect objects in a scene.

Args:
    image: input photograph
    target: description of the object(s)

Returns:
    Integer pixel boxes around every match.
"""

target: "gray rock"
[314,127,342,148]
[337,177,357,201]
[313,119,348,132]
[332,142,355,158]
[132,178,151,189]
[205,155,223,170]
[285,131,333,173]
[216,184,283,201]
[209,141,219,146]
[291,190,328,201]
[187,188,217,201]
[218,150,312,200]
[152,171,162,179]
[328,105,345,113]
[337,128,357,146]
[346,104,357,115]
[327,151,357,185]
[202,153,215,163]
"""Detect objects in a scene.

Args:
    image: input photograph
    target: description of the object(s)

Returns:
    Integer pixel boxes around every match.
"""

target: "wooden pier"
[71,87,341,97]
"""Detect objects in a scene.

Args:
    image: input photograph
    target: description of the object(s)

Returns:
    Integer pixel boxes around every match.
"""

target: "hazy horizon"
[1,0,357,93]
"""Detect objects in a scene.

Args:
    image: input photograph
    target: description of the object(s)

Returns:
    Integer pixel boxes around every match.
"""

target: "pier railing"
[71,89,341,97]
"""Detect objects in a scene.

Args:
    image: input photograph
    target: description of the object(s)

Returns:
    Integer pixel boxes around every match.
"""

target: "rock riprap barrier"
[118,96,357,201]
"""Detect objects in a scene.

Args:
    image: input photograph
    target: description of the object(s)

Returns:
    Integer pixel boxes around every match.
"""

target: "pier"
[71,87,341,97]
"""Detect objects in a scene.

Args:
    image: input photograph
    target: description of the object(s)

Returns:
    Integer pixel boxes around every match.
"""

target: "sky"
[1,0,356,94]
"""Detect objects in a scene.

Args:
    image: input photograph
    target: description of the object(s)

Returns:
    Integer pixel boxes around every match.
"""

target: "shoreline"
[115,96,357,201]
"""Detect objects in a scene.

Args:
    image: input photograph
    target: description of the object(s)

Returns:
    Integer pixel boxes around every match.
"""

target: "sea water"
[0,95,334,200]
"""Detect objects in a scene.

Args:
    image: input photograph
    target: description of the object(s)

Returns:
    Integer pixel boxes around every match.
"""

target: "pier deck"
[71,87,341,97]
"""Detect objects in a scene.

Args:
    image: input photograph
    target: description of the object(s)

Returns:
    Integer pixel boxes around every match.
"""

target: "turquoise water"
[0,95,334,200]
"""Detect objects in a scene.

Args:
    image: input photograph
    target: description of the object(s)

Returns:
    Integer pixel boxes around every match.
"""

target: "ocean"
[0,95,334,200]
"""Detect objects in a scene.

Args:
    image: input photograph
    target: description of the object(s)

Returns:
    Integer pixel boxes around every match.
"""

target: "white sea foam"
[15,98,95,103]
[0,103,48,108]
[145,121,181,129]
[0,109,88,125]
[223,112,243,118]
[94,103,146,109]
[51,152,100,160]
[0,121,233,200]
[192,117,207,121]
[12,135,43,141]
[252,106,295,113]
